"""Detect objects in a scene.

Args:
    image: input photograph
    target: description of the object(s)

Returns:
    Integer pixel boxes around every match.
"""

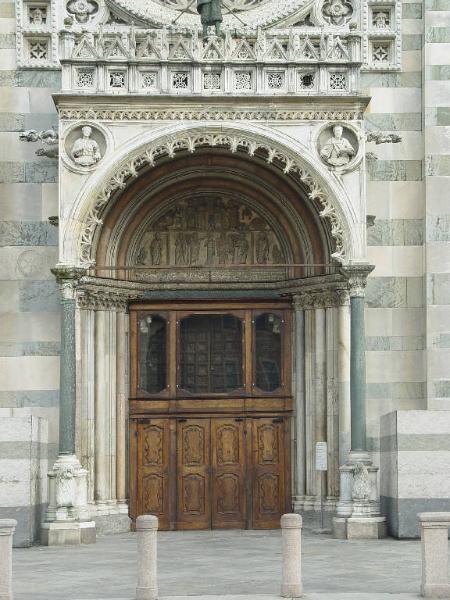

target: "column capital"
[51,265,87,300]
[77,289,129,312]
[340,264,375,298]
[293,287,349,309]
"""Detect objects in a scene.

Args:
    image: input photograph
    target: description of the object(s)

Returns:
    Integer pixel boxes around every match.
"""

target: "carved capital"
[293,288,342,309]
[77,289,129,311]
[340,264,374,298]
[51,265,87,300]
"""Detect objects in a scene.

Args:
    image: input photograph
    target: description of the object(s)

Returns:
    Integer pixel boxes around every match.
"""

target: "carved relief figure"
[71,126,102,167]
[197,0,223,37]
[204,233,216,265]
[30,7,44,24]
[256,232,269,264]
[175,232,189,264]
[320,125,356,168]
[238,235,249,264]
[150,233,162,265]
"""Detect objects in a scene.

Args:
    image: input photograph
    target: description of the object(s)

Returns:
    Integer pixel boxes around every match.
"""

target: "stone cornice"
[54,95,371,122]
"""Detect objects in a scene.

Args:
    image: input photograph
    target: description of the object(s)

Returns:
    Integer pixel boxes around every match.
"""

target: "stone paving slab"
[11,530,430,600]
[71,596,421,600]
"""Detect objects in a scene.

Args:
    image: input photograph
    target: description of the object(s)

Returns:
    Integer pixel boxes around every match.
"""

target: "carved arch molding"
[79,130,350,266]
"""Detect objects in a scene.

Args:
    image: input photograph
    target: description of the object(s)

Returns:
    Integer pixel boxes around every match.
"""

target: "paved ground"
[12,530,427,600]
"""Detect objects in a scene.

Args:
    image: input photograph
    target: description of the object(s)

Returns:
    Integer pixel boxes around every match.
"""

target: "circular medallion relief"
[316,123,361,173]
[107,0,315,30]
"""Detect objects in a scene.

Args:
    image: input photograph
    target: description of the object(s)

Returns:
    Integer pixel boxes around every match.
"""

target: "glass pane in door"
[180,314,243,394]
[139,314,167,393]
[255,313,282,392]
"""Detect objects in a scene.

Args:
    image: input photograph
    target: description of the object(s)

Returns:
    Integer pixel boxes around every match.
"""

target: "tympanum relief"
[134,196,285,270]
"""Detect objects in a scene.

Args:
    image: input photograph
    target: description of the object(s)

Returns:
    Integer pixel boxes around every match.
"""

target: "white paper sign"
[315,442,328,471]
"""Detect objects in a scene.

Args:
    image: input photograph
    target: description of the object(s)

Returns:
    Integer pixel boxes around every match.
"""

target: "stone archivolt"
[77,130,349,266]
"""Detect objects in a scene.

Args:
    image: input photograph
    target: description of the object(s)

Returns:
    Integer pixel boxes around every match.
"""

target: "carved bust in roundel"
[105,0,320,30]
[71,126,102,167]
[319,124,357,169]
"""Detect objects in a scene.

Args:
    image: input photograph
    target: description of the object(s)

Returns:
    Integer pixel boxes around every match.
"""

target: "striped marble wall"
[423,0,450,410]
[0,0,60,480]
[364,0,427,459]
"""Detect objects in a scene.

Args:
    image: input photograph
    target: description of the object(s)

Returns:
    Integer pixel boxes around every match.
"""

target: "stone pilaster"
[41,265,96,546]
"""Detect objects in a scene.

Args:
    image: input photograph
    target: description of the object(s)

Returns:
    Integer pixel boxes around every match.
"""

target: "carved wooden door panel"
[137,419,171,529]
[211,418,246,529]
[177,419,211,529]
[252,417,287,529]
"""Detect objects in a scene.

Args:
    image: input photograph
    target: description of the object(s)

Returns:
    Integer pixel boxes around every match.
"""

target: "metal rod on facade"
[171,0,196,24]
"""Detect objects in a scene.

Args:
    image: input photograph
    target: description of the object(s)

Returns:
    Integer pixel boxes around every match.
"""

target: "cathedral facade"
[1,0,450,546]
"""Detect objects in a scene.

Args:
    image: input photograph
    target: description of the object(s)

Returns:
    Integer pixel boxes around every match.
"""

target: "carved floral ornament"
[76,129,351,266]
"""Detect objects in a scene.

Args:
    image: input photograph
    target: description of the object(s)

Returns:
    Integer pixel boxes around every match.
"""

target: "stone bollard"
[136,515,158,600]
[418,513,450,598]
[280,513,303,598]
[0,519,17,600]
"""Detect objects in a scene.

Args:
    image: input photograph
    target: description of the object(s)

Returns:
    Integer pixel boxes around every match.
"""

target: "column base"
[422,584,450,598]
[41,521,96,546]
[333,515,387,539]
[41,453,96,545]
[332,516,348,539]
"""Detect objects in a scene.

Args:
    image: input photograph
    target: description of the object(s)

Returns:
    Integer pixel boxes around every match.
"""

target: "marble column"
[344,265,374,460]
[292,297,306,509]
[336,291,351,467]
[41,266,95,546]
[116,309,128,513]
[94,309,109,510]
[314,303,327,511]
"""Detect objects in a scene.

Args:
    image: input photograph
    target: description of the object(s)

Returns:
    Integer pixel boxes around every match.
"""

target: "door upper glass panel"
[139,314,167,393]
[255,313,282,392]
[179,314,243,394]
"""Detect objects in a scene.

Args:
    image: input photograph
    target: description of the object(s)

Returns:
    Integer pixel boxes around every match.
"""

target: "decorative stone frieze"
[58,106,365,122]
[59,27,362,96]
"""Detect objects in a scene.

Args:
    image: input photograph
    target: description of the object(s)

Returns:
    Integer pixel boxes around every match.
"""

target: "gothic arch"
[60,122,364,267]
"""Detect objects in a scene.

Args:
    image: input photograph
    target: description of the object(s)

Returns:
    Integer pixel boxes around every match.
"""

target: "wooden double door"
[132,415,290,530]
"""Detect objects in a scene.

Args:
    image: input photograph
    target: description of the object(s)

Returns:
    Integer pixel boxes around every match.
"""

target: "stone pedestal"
[0,520,16,600]
[41,454,95,546]
[419,513,450,598]
[347,516,387,539]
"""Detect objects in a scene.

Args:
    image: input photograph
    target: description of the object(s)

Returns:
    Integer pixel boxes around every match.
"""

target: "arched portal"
[66,123,362,532]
